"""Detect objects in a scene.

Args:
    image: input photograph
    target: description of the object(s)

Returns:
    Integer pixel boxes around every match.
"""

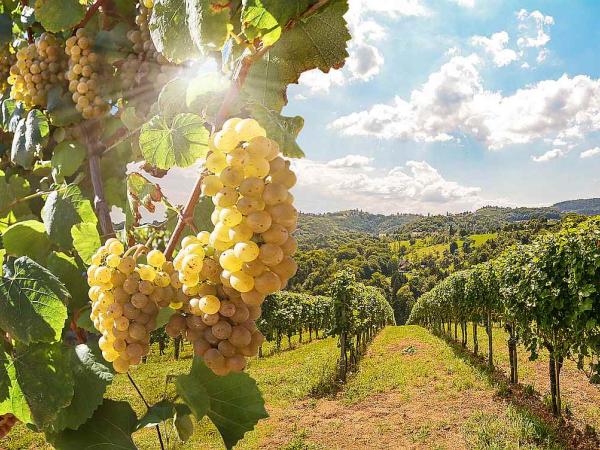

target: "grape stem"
[127,373,166,450]
[73,0,109,33]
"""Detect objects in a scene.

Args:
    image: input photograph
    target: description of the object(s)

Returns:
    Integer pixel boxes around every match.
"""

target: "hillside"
[553,198,600,215]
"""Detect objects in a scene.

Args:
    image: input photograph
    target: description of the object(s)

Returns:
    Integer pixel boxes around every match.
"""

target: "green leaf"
[185,72,229,111]
[34,0,86,32]
[3,220,51,262]
[245,103,305,157]
[76,305,96,333]
[51,141,86,183]
[242,0,317,46]
[174,407,194,442]
[51,343,114,432]
[0,342,75,429]
[136,400,190,430]
[0,256,69,344]
[176,357,268,449]
[46,86,80,127]
[0,348,31,424]
[46,252,88,310]
[243,0,350,112]
[47,400,138,450]
[11,110,49,169]
[187,0,231,53]
[0,13,12,45]
[139,113,209,170]
[41,185,97,249]
[71,222,101,265]
[149,0,202,63]
[155,307,176,330]
[125,172,165,230]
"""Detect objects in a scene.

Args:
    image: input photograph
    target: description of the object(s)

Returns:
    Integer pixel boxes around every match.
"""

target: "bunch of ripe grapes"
[88,239,178,373]
[7,33,67,108]
[86,118,299,376]
[0,414,17,438]
[120,0,179,100]
[65,28,109,119]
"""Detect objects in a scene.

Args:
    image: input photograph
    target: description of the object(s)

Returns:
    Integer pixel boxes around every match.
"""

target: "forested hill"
[553,198,600,215]
[297,200,600,242]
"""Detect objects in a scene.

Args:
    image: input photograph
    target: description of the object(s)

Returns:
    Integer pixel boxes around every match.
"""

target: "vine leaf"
[139,113,209,170]
[51,343,115,432]
[11,110,49,169]
[174,404,194,442]
[34,0,86,33]
[0,13,11,45]
[50,141,86,183]
[176,357,268,449]
[245,103,305,157]
[46,251,88,310]
[243,0,350,112]
[125,172,165,231]
[149,0,202,63]
[187,0,231,53]
[46,400,138,450]
[0,342,74,429]
[2,220,51,262]
[71,222,101,265]
[135,400,190,430]
[41,185,97,250]
[242,0,317,46]
[0,348,31,424]
[0,256,69,344]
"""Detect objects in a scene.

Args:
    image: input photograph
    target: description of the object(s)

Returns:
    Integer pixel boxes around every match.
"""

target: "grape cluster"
[0,414,17,438]
[8,33,67,108]
[88,240,176,373]
[163,118,298,375]
[65,29,109,119]
[0,45,16,93]
[121,1,179,98]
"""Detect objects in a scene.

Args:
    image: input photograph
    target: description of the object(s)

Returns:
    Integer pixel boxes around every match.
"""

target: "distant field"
[390,233,497,257]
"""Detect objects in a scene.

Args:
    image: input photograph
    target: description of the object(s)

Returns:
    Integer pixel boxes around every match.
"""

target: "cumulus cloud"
[291,157,484,214]
[297,0,429,96]
[471,31,518,67]
[531,149,566,162]
[329,53,600,151]
[580,147,600,159]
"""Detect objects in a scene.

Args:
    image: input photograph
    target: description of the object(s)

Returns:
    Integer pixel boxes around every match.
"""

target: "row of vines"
[0,0,352,448]
[408,217,600,416]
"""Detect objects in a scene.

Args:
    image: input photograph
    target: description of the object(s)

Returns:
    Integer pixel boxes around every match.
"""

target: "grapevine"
[0,0,351,447]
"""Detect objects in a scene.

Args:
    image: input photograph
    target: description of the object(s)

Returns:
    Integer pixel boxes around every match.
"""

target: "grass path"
[263,326,573,450]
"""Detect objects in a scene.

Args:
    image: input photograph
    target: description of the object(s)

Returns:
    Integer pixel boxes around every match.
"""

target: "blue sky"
[281,0,600,214]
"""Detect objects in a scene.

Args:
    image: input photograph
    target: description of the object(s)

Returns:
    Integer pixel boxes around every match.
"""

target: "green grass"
[4,336,338,450]
[389,233,497,258]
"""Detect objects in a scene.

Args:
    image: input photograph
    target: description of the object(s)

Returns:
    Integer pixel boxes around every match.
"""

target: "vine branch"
[73,0,108,33]
[83,121,115,239]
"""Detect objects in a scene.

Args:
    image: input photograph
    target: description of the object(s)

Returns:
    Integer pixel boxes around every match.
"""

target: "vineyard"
[1,0,600,449]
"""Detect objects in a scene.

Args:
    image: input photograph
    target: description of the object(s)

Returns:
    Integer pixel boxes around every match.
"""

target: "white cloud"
[330,54,600,152]
[297,0,429,96]
[471,31,518,67]
[326,154,373,168]
[516,9,554,64]
[581,147,600,159]
[291,157,483,214]
[531,148,566,162]
[451,0,475,8]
